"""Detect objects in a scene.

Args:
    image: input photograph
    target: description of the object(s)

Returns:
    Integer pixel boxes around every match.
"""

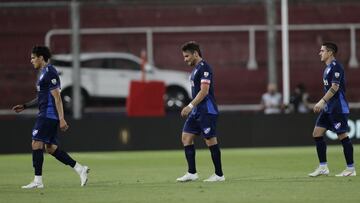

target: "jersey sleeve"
[46,69,61,90]
[331,64,342,84]
[199,64,212,85]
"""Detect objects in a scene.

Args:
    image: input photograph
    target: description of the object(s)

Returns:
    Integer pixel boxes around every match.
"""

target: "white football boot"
[203,174,225,182]
[308,165,330,177]
[74,163,90,186]
[176,172,199,182]
[79,166,90,186]
[335,168,356,177]
[21,181,44,189]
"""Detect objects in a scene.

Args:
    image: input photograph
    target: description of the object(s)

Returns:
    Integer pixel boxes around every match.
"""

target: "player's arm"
[12,97,38,113]
[181,83,209,117]
[51,88,69,131]
[313,83,339,113]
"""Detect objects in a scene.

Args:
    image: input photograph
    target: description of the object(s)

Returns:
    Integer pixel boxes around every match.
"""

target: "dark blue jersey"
[36,64,60,120]
[322,59,349,114]
[190,60,218,115]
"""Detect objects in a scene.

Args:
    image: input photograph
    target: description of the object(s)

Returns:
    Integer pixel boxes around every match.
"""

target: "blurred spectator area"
[0,0,360,108]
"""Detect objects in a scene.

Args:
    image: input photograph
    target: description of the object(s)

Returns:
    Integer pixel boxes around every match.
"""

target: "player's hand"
[181,106,192,117]
[12,104,25,113]
[313,99,325,113]
[60,118,69,132]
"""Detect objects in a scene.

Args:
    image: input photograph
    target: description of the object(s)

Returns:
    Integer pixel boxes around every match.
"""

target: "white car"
[51,52,191,112]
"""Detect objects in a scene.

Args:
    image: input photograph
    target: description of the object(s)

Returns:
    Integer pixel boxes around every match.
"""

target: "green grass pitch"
[0,146,359,203]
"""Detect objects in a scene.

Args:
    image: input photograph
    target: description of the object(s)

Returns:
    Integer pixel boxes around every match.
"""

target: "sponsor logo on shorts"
[204,127,211,134]
[32,129,38,136]
[334,122,341,129]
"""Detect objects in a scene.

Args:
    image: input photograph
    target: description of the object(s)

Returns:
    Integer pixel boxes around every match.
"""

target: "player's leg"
[313,127,328,166]
[201,114,224,182]
[176,132,199,182]
[22,118,47,189]
[45,144,75,167]
[203,137,225,182]
[45,117,89,186]
[21,140,45,189]
[45,143,89,186]
[182,132,197,174]
[309,112,329,177]
[176,115,199,182]
[333,114,356,177]
[335,132,356,176]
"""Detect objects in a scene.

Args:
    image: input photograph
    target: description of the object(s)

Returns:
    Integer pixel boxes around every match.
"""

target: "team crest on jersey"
[204,72,209,77]
[334,122,341,130]
[32,129,38,136]
[51,78,57,85]
[203,127,211,134]
[334,72,340,78]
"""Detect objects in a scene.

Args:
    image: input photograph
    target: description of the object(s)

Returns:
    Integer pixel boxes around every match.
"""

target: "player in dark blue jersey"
[309,42,355,177]
[176,41,224,182]
[12,46,89,188]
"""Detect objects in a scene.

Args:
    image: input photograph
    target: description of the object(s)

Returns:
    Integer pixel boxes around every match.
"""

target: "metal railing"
[45,23,360,69]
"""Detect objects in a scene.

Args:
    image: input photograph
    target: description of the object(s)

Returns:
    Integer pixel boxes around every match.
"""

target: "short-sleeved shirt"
[189,60,218,116]
[322,59,349,114]
[261,92,282,114]
[37,64,61,120]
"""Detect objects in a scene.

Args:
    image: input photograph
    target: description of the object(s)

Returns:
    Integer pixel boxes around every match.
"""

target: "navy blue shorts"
[315,111,349,134]
[183,113,218,138]
[32,117,59,145]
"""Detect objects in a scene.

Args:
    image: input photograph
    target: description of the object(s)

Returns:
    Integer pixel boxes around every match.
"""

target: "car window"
[109,58,141,71]
[81,59,105,68]
[52,59,71,67]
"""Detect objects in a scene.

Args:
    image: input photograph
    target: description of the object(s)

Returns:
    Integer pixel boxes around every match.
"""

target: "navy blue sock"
[32,149,44,176]
[51,148,76,168]
[314,137,327,164]
[209,144,223,176]
[341,137,354,167]
[184,145,196,174]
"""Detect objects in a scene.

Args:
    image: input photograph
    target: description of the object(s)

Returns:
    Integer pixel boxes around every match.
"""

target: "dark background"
[2,112,360,154]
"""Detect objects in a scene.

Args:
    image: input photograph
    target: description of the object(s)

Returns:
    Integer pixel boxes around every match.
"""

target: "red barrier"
[126,81,165,117]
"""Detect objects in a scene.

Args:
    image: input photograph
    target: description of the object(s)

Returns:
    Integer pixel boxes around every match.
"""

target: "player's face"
[182,51,197,67]
[30,54,43,69]
[319,46,331,62]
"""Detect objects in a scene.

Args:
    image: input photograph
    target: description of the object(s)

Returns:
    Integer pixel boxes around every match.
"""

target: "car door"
[80,58,106,97]
[83,57,124,98]
[107,57,142,97]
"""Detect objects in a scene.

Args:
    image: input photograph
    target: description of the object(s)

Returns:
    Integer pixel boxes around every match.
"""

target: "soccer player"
[308,42,355,177]
[12,46,89,188]
[176,41,225,182]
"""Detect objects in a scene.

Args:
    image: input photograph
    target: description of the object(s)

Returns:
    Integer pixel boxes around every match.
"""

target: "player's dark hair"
[322,42,338,55]
[182,41,202,57]
[32,45,52,62]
